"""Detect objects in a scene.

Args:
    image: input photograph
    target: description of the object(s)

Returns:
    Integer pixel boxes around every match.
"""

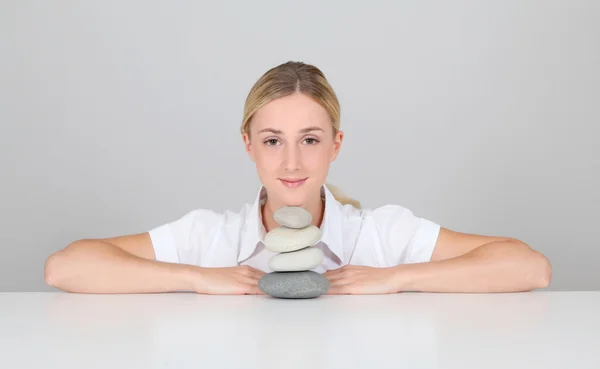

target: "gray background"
[1,1,598,292]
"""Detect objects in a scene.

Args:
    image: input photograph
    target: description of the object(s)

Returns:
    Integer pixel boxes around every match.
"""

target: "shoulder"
[344,204,425,242]
[340,203,441,265]
[361,204,418,222]
[341,203,420,228]
[148,204,250,264]
[163,203,252,243]
[168,206,245,231]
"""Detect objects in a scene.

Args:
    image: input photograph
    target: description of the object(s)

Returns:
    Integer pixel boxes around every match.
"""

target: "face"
[242,93,343,207]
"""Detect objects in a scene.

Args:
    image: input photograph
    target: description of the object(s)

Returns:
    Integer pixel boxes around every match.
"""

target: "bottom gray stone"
[258,271,330,299]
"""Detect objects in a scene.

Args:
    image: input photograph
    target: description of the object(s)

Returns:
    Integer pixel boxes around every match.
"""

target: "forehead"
[252,93,331,132]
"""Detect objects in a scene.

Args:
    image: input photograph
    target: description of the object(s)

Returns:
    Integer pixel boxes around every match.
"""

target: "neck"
[262,190,325,233]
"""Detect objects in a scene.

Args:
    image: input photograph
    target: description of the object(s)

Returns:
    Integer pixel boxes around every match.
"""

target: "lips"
[280,178,307,188]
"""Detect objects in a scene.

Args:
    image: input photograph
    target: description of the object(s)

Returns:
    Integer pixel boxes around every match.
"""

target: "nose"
[283,143,301,172]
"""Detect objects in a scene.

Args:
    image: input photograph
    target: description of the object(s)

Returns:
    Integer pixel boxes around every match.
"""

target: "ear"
[242,132,256,162]
[330,130,344,162]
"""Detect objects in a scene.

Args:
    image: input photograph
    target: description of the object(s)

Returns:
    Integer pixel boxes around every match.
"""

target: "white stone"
[263,225,322,253]
[273,206,312,228]
[269,247,325,272]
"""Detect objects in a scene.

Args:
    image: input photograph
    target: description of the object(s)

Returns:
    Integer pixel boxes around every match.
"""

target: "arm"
[44,234,196,294]
[395,232,552,293]
[324,228,552,294]
[45,233,265,295]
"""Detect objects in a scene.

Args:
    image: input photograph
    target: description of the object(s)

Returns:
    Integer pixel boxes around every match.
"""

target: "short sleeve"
[148,209,222,265]
[370,204,441,265]
[405,217,441,263]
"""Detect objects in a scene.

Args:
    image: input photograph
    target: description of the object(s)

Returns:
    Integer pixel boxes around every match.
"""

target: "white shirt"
[148,185,441,273]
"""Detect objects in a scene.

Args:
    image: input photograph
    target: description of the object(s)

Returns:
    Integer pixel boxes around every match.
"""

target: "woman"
[44,61,552,295]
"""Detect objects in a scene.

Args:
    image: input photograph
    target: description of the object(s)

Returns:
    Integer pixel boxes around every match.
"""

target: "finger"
[241,276,260,285]
[329,279,354,289]
[241,265,257,274]
[326,270,359,283]
[327,274,356,289]
[246,284,266,295]
[253,269,266,279]
[238,266,265,280]
[322,268,344,277]
[324,272,347,282]
[325,285,351,295]
[244,266,266,278]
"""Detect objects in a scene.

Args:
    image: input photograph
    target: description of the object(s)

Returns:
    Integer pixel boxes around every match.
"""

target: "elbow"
[533,251,552,289]
[44,252,59,287]
[44,250,65,288]
[44,240,80,288]
[512,239,552,291]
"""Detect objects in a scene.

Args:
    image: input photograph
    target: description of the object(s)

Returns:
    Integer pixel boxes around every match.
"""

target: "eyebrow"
[257,126,325,135]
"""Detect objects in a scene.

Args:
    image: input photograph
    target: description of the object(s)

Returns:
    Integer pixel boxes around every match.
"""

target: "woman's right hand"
[191,265,267,295]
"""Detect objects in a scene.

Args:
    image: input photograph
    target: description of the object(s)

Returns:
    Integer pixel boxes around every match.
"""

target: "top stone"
[273,206,312,229]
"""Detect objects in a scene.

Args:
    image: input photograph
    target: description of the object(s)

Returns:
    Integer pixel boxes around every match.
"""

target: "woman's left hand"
[322,265,400,295]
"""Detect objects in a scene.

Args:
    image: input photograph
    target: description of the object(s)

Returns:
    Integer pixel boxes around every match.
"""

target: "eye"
[304,137,320,145]
[264,138,280,146]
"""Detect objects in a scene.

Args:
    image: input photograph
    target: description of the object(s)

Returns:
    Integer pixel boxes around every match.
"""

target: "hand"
[191,265,267,295]
[323,265,400,295]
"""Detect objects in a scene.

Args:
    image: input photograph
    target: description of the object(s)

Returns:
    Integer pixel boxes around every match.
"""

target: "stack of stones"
[258,206,330,299]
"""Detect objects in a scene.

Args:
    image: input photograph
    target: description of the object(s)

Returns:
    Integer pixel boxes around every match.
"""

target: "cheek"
[253,147,279,169]
[304,147,332,169]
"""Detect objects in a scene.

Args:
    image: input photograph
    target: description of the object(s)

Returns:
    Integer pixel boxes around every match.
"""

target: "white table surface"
[1,291,598,369]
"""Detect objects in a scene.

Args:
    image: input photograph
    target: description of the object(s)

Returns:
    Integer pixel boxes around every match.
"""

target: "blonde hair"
[240,61,361,209]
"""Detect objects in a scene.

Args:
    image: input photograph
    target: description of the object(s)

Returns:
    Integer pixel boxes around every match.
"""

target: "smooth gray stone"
[269,246,324,272]
[258,271,329,299]
[273,206,312,228]
[263,225,322,253]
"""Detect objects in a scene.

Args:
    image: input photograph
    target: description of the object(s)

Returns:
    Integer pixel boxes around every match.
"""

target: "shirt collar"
[238,184,344,264]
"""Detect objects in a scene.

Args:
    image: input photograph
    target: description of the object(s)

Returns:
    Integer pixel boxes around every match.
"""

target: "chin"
[280,193,307,207]
[273,183,309,206]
